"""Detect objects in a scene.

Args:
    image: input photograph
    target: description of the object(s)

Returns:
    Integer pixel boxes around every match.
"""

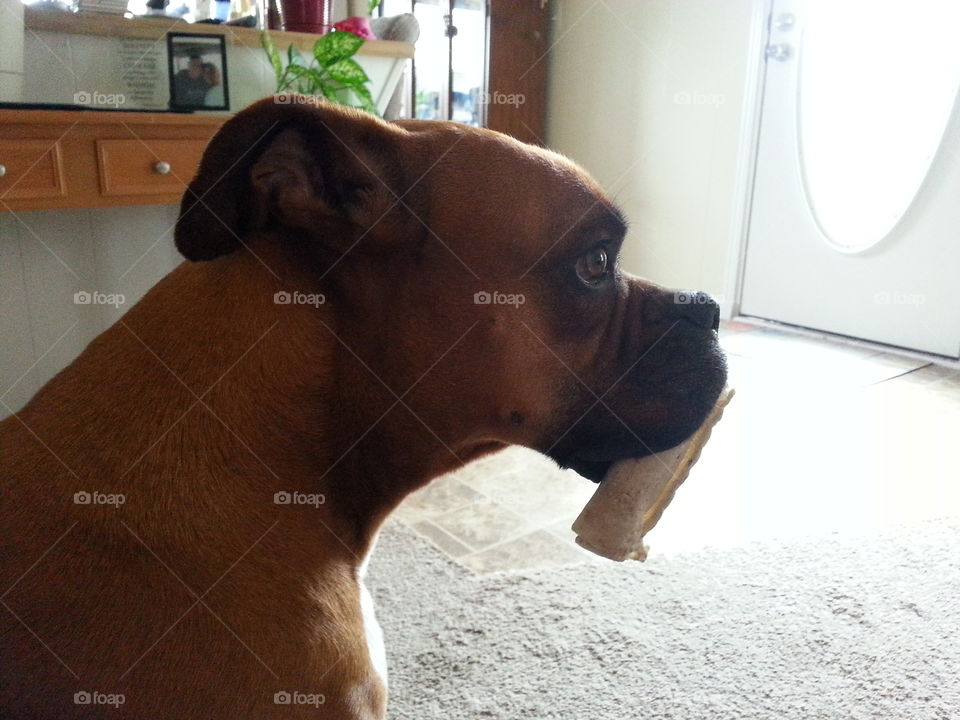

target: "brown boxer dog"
[0,96,726,719]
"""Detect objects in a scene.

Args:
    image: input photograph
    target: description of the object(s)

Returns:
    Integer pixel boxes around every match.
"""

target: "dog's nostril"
[671,291,721,331]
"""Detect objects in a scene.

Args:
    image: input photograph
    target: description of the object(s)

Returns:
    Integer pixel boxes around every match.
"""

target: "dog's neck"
[25,245,469,573]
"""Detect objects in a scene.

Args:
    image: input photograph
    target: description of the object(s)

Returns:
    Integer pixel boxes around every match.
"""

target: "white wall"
[0,206,183,417]
[0,0,23,102]
[547,0,760,307]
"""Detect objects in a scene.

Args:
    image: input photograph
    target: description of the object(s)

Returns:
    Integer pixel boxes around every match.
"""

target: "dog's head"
[175,97,726,483]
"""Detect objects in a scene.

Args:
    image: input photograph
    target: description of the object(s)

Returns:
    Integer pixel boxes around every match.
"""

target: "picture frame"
[166,33,230,112]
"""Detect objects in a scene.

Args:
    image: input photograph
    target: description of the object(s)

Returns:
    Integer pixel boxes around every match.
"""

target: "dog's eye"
[576,246,609,285]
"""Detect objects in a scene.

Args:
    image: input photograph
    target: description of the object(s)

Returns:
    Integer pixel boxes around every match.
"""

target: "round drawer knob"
[153,161,171,175]
[0,164,6,178]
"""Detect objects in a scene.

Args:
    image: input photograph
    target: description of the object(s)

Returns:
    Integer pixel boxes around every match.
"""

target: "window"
[380,0,488,124]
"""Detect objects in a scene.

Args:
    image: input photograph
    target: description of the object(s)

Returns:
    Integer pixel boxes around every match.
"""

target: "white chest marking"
[357,538,388,687]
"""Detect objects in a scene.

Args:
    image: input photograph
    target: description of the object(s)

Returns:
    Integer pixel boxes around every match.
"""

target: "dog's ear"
[175,96,410,262]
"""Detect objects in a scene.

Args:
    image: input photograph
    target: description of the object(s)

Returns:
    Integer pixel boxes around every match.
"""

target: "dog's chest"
[358,548,388,686]
[358,578,388,685]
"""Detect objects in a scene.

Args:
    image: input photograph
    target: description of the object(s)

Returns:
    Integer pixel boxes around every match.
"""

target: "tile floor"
[394,321,960,574]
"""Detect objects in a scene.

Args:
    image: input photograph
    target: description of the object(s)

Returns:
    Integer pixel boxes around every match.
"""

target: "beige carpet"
[368,517,959,719]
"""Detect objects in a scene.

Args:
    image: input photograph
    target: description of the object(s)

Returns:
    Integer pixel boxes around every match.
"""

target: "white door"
[740,0,960,358]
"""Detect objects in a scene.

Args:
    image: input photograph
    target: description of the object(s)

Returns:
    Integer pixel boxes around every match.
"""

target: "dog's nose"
[667,291,721,330]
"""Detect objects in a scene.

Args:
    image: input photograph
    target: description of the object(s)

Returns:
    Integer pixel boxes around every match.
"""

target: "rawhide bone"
[571,386,735,561]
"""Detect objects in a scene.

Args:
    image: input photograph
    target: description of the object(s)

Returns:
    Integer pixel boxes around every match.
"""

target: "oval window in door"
[797,0,960,253]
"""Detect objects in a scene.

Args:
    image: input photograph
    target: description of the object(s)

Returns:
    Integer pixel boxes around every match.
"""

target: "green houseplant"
[261,30,378,115]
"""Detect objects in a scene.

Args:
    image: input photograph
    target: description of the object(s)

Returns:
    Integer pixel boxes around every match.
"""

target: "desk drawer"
[0,140,66,201]
[96,139,208,196]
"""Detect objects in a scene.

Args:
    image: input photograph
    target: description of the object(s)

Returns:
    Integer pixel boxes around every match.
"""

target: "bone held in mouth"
[571,387,735,562]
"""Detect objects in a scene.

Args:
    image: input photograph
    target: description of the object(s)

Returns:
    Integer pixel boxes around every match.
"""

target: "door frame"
[721,0,774,321]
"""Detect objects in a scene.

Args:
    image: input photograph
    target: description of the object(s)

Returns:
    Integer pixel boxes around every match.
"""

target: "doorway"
[739,0,960,358]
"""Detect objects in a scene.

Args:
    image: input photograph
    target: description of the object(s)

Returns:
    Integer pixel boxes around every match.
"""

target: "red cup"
[280,0,331,34]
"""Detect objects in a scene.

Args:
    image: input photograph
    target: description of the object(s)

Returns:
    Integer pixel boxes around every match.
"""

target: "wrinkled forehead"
[386,122,626,266]
[396,121,616,224]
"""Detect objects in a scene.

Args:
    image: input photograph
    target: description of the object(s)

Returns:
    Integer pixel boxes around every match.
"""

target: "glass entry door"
[740,0,960,357]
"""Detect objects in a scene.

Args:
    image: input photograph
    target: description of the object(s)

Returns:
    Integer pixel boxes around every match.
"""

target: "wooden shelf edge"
[0,195,183,213]
[0,108,228,126]
[24,7,416,59]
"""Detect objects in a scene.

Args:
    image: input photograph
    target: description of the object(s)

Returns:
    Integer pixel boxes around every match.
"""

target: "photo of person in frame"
[167,34,229,111]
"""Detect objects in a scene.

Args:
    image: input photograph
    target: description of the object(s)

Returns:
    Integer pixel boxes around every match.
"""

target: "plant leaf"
[350,83,379,116]
[287,43,305,67]
[326,58,370,86]
[261,32,283,87]
[320,84,342,103]
[277,65,308,94]
[286,64,313,79]
[314,31,365,67]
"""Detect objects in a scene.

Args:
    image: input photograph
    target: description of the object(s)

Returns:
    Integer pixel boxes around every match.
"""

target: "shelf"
[24,7,416,59]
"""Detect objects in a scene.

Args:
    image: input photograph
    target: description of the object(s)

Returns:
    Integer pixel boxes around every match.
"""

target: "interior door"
[740,0,960,358]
